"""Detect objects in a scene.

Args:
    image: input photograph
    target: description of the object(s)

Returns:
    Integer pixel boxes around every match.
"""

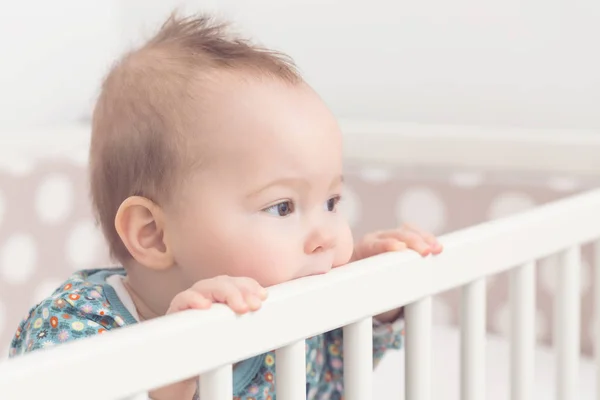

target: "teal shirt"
[9,268,404,399]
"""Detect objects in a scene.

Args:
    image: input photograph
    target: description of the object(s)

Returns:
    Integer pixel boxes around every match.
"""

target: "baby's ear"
[115,196,174,270]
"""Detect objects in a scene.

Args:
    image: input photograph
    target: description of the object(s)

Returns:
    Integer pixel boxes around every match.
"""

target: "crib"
[1,121,600,399]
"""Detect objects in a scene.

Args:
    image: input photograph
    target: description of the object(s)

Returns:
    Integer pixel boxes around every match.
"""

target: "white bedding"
[373,324,596,399]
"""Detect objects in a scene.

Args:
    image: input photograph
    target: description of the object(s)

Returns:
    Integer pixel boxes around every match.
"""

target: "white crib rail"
[510,261,535,400]
[2,188,600,399]
[343,318,373,400]
[199,366,232,399]
[276,341,306,400]
[556,246,582,399]
[461,278,486,400]
[405,297,432,400]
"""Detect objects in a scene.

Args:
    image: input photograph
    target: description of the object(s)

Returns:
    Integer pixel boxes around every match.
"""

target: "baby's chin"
[255,267,328,287]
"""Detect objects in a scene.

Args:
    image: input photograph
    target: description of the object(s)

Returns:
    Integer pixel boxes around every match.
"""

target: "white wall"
[0,1,123,131]
[1,0,600,132]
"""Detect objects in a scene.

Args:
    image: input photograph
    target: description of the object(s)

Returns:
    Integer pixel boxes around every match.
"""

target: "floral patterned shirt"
[9,268,404,399]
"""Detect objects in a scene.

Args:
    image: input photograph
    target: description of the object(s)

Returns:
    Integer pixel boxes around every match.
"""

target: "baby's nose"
[304,226,335,255]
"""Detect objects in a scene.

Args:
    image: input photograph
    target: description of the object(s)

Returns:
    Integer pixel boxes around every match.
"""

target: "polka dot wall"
[0,160,599,362]
[0,161,112,362]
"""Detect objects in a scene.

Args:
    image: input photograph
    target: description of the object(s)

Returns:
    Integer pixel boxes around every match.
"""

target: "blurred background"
[1,0,600,378]
[2,0,600,131]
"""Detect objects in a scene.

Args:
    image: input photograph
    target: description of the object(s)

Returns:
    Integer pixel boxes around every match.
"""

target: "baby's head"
[90,14,353,297]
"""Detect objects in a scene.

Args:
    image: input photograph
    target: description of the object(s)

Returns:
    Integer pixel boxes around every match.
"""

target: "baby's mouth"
[308,263,333,276]
[304,253,335,276]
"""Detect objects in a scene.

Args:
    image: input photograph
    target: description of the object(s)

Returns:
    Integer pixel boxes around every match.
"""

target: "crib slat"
[556,246,581,400]
[405,296,432,400]
[510,260,535,400]
[275,340,306,400]
[594,239,600,400]
[199,365,233,399]
[343,317,373,400]
[461,278,486,400]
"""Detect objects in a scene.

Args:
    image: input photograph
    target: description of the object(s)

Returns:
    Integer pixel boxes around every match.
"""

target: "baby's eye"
[264,201,295,217]
[325,196,341,212]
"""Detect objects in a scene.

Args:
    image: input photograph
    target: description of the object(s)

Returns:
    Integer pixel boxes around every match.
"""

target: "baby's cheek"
[233,241,295,286]
[333,223,354,267]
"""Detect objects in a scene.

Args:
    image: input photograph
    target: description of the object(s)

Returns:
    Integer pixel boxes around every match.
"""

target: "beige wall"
[0,158,597,359]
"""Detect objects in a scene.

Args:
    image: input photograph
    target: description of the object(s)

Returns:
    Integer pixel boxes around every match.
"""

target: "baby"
[9,13,443,400]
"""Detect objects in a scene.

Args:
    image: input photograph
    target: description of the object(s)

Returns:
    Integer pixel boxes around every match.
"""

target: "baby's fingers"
[167,291,212,314]
[220,277,267,312]
[379,230,432,256]
[243,293,264,311]
[232,277,268,301]
[235,278,267,311]
[210,282,260,314]
[357,237,407,259]
[374,238,406,254]
[403,224,443,254]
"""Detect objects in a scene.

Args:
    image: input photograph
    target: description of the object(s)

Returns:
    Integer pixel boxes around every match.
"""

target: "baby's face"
[165,76,354,287]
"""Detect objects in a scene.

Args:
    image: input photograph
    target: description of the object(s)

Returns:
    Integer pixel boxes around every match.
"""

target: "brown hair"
[89,13,301,262]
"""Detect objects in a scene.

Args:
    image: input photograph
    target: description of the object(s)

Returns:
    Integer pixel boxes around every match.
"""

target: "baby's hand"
[352,223,443,261]
[154,277,266,400]
[166,275,268,315]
